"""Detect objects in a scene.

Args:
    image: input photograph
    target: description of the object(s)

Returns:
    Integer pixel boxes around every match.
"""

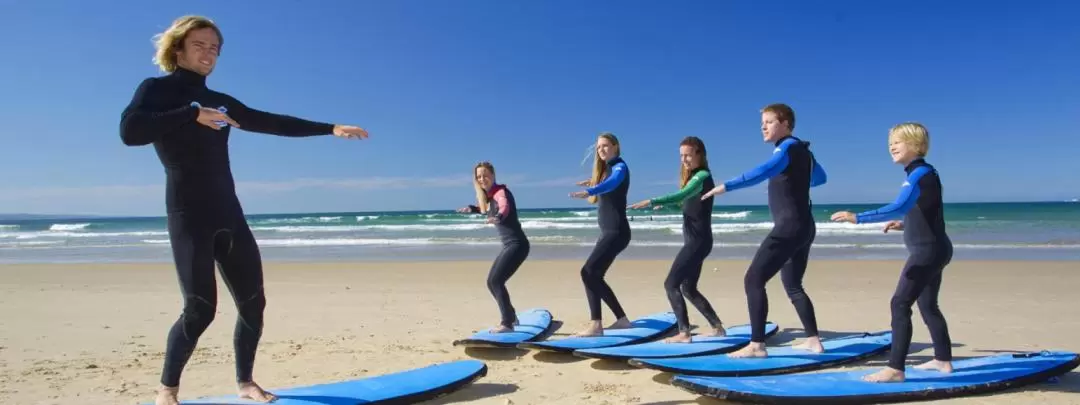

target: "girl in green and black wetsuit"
[630,136,725,343]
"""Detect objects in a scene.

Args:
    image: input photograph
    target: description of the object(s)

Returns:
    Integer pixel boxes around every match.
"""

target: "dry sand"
[0,259,1078,404]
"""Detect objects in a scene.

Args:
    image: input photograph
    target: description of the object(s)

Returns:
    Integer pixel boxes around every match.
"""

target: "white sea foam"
[49,223,91,231]
[12,231,168,239]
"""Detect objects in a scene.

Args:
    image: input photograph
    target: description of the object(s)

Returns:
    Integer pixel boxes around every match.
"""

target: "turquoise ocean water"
[1,202,1077,264]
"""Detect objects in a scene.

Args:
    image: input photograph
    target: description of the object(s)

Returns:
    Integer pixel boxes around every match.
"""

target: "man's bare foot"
[792,336,825,353]
[913,359,953,373]
[155,386,179,405]
[489,324,514,333]
[862,367,905,382]
[607,317,632,329]
[663,332,693,343]
[574,321,603,337]
[238,381,277,403]
[728,342,768,358]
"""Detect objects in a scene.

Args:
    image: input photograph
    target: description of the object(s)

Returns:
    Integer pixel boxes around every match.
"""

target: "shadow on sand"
[426,383,520,404]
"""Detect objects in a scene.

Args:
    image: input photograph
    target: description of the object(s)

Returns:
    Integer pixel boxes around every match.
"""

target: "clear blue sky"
[2,0,1077,216]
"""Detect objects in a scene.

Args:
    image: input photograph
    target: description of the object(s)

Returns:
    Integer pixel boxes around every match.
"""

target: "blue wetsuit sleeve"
[586,162,628,196]
[119,78,200,146]
[855,166,931,223]
[722,140,792,192]
[810,158,828,188]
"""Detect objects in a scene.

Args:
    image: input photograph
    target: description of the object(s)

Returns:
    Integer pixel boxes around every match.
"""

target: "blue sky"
[1,0,1077,216]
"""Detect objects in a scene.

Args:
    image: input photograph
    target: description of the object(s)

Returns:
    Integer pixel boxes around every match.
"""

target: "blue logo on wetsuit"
[189,101,229,128]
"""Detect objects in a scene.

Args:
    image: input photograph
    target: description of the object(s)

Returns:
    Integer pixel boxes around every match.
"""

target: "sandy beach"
[1,259,1078,404]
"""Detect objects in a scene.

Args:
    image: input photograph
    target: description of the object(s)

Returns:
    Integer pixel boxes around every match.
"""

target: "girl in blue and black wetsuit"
[569,132,633,337]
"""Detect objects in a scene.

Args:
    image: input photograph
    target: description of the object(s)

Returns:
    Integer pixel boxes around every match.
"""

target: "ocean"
[1,202,1077,264]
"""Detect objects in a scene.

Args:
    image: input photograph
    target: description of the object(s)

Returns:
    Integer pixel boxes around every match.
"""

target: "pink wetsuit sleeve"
[492,188,510,219]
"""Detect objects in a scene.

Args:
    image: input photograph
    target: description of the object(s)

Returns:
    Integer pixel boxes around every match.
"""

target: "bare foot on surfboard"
[239,381,277,403]
[792,336,825,353]
[663,332,693,343]
[728,342,769,358]
[155,386,179,405]
[574,321,603,337]
[862,367,905,382]
[913,359,953,373]
[699,324,726,337]
[489,324,514,333]
[607,317,631,329]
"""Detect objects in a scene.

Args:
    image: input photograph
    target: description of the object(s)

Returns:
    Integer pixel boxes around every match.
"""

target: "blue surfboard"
[572,322,779,360]
[672,351,1080,404]
[517,312,678,353]
[630,331,892,376]
[167,359,487,404]
[452,308,554,348]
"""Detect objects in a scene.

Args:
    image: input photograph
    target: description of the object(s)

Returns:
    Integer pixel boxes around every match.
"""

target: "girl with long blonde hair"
[457,161,531,332]
[568,132,633,336]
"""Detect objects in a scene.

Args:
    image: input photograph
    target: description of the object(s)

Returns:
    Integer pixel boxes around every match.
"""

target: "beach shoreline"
[1,259,1078,404]
[3,244,1079,265]
[4,202,1079,264]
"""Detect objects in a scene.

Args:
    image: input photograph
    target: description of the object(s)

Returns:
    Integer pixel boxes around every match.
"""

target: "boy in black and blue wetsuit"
[700,103,827,358]
[832,122,953,383]
[457,161,531,333]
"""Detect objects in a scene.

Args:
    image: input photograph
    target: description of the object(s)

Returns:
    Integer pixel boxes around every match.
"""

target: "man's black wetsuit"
[119,66,336,387]
[467,184,530,328]
[581,157,631,321]
[856,158,953,370]
[649,168,723,333]
[722,136,828,343]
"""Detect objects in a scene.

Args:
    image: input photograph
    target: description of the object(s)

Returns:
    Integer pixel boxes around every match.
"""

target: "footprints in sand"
[581,382,638,403]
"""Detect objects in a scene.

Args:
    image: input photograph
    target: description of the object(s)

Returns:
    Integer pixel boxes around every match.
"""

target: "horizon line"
[1,199,1074,220]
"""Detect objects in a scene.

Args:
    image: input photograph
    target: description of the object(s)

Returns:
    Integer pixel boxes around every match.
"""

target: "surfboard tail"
[454,309,556,350]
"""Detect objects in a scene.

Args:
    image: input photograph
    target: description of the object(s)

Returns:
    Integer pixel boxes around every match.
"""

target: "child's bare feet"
[701,323,726,337]
[238,381,277,403]
[574,321,603,337]
[607,317,631,329]
[154,386,179,405]
[663,331,693,343]
[862,367,905,382]
[792,336,825,353]
[728,342,768,358]
[914,359,953,373]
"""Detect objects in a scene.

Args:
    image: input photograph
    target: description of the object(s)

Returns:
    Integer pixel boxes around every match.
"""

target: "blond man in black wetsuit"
[119,15,368,405]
